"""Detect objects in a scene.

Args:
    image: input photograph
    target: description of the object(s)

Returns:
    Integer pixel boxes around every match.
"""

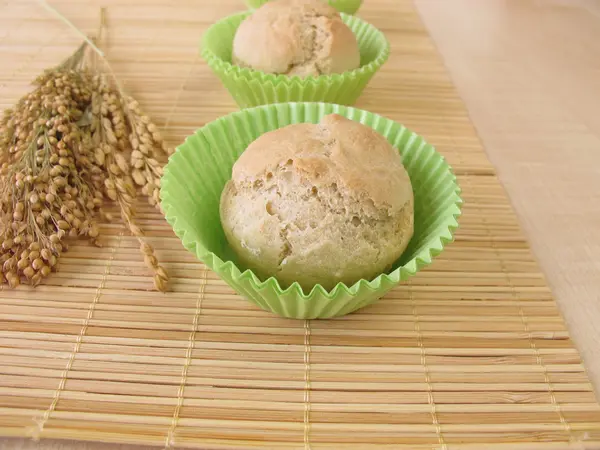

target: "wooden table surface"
[3,0,600,449]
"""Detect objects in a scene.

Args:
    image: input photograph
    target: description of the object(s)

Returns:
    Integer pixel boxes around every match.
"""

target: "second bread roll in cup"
[220,114,415,291]
[233,0,361,77]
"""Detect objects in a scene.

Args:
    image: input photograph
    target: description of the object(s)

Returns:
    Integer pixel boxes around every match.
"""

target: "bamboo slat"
[0,0,599,448]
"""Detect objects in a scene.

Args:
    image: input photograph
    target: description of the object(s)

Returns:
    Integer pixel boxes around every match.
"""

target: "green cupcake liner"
[244,0,363,14]
[201,12,389,108]
[161,103,462,319]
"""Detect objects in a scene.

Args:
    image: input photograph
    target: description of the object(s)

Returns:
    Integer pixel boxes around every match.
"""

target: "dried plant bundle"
[0,28,171,291]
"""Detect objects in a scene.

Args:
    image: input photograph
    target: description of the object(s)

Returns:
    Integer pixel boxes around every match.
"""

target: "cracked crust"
[232,0,360,77]
[220,114,414,290]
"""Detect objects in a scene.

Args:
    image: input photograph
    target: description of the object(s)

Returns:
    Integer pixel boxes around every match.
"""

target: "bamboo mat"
[0,0,599,449]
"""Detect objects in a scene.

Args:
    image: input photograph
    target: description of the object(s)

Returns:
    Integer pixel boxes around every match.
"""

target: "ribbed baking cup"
[161,103,462,319]
[244,0,363,14]
[201,12,389,108]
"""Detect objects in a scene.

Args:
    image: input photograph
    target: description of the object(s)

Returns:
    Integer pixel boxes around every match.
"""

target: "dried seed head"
[7,272,20,288]
[106,129,117,145]
[152,132,163,143]
[156,266,168,280]
[132,169,145,186]
[41,248,52,261]
[94,147,105,165]
[144,254,158,269]
[114,153,129,173]
[153,273,167,292]
[138,131,150,144]
[2,257,16,272]
[53,176,67,187]
[31,273,42,286]
[32,258,44,270]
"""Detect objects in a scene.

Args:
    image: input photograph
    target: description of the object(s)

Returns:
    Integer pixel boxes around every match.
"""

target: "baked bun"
[220,114,414,290]
[232,0,361,77]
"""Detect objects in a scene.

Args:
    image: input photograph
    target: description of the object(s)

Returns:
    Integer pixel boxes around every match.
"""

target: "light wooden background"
[2,0,600,449]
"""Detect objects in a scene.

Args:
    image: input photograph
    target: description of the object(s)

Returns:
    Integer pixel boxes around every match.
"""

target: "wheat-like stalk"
[0,6,171,291]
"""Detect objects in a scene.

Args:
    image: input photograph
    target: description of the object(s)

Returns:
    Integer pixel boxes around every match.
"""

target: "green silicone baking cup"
[244,0,363,14]
[160,103,462,319]
[201,12,389,108]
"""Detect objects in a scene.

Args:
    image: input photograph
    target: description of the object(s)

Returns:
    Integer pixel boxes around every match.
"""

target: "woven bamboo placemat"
[0,0,599,448]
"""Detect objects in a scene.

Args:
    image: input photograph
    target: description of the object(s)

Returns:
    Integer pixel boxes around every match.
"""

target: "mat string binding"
[303,319,312,450]
[410,280,447,450]
[165,266,208,449]
[28,230,124,440]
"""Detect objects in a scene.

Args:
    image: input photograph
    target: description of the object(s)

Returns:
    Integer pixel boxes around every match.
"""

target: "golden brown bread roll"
[232,0,361,77]
[220,114,414,290]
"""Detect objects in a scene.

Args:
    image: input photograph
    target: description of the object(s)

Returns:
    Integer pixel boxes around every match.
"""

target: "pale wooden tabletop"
[3,0,600,449]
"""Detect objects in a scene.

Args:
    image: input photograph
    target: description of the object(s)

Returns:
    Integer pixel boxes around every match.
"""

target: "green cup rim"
[245,0,364,15]
[161,102,463,300]
[200,11,391,85]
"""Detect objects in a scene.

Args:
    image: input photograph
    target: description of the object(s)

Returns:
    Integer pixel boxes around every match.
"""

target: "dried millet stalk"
[88,73,169,291]
[0,65,101,284]
[0,39,171,291]
[125,98,168,209]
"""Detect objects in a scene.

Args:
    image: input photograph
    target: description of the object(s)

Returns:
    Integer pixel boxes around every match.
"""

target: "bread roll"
[232,0,361,77]
[220,114,414,290]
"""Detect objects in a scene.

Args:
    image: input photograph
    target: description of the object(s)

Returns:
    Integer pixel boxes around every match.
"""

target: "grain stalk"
[0,6,171,291]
